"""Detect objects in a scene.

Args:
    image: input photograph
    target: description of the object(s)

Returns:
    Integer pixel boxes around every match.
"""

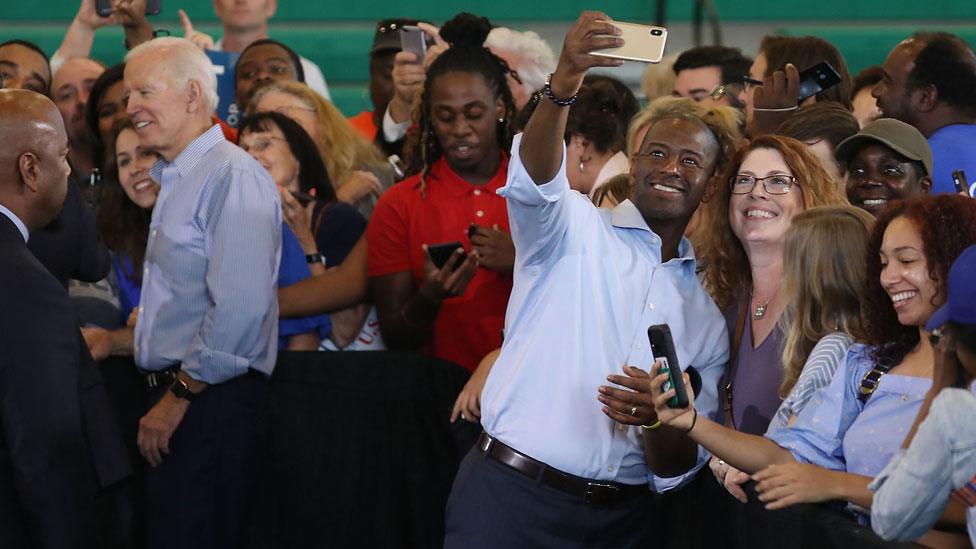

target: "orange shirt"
[348,111,378,141]
[367,155,511,371]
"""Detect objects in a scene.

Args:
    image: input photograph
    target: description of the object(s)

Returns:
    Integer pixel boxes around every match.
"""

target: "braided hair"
[403,13,517,194]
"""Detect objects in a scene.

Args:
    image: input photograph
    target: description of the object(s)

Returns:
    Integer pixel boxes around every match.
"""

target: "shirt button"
[647,302,655,310]
[139,306,145,314]
[151,229,158,237]
[607,465,615,472]
[475,210,484,218]
[634,343,642,350]
[473,189,482,196]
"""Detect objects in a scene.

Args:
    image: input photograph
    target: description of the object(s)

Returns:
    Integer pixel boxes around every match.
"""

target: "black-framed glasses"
[730,174,798,195]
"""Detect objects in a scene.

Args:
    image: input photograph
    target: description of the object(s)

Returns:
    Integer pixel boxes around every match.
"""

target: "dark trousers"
[145,372,269,549]
[444,446,658,549]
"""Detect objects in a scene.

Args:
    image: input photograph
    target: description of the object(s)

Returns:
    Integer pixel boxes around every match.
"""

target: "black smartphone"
[952,170,971,197]
[96,0,163,17]
[289,190,315,206]
[796,61,842,103]
[399,25,428,59]
[648,324,689,409]
[427,242,465,270]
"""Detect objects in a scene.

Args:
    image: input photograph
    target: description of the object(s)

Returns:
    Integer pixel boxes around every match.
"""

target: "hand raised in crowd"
[648,359,697,430]
[388,23,447,123]
[336,170,383,205]
[74,0,116,30]
[111,0,147,27]
[749,62,801,135]
[598,365,658,426]
[549,12,624,98]
[278,187,318,253]
[451,347,500,423]
[709,457,750,503]
[468,224,515,274]
[178,9,215,51]
[419,244,479,302]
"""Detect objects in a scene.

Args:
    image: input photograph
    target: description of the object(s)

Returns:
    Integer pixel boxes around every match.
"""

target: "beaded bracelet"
[543,73,578,107]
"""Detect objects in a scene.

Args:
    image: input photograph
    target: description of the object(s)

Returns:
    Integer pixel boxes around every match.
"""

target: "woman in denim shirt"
[872,244,976,546]
[651,196,976,545]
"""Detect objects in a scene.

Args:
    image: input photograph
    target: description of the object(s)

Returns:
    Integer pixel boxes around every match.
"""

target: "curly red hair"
[864,195,976,362]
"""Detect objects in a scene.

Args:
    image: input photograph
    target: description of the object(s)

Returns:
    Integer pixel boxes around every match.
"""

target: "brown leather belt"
[477,432,648,505]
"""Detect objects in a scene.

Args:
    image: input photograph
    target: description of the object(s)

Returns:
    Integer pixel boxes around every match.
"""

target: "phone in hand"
[399,25,428,60]
[427,242,465,270]
[96,0,163,16]
[952,170,971,197]
[796,61,842,103]
[591,21,668,64]
[648,324,689,408]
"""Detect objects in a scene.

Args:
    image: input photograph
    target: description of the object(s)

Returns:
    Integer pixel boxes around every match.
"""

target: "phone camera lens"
[650,29,663,36]
[818,73,826,79]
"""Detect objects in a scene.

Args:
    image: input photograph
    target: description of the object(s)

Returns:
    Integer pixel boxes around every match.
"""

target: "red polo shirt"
[367,155,512,371]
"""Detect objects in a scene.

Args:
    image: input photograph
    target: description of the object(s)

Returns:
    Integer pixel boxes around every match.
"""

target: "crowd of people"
[2,2,976,548]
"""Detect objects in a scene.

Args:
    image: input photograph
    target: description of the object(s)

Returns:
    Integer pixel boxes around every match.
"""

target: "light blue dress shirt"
[480,134,729,491]
[767,344,930,479]
[135,124,281,384]
[871,386,976,546]
[767,332,853,433]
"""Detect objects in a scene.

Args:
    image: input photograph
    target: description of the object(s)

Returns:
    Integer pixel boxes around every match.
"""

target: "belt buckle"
[478,433,495,454]
[583,481,618,505]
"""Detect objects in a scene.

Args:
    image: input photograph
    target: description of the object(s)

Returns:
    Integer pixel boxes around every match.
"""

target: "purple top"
[724,301,786,436]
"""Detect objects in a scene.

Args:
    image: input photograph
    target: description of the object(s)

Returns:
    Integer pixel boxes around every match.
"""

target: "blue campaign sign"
[206,49,241,127]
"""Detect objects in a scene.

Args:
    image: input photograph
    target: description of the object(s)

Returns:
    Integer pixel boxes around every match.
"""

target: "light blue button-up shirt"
[135,124,281,384]
[871,385,976,546]
[480,134,729,490]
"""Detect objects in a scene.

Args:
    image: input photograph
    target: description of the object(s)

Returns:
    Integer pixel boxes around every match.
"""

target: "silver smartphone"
[591,21,668,64]
[399,25,427,59]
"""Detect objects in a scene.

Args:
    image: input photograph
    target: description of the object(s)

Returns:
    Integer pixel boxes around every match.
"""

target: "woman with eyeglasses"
[238,111,374,350]
[694,135,847,508]
[248,81,394,219]
[655,195,976,547]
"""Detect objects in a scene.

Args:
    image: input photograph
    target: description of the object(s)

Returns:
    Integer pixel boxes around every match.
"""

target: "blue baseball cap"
[926,244,976,331]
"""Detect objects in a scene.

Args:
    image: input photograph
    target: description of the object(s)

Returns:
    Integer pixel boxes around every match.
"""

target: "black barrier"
[97,353,925,549]
[99,352,480,549]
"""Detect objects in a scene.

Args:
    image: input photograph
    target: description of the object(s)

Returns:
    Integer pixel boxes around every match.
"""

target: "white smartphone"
[591,21,668,64]
[399,25,427,59]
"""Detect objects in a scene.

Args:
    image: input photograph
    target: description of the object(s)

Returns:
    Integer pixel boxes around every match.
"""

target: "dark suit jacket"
[0,213,130,549]
[27,181,110,288]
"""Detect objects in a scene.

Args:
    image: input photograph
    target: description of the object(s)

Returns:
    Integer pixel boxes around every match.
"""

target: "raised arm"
[519,12,622,184]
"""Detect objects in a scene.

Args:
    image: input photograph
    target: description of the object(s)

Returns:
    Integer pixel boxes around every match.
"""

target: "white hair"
[485,27,556,97]
[125,37,219,115]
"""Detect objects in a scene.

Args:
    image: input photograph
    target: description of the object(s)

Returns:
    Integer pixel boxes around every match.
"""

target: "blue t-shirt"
[928,123,976,195]
[278,224,331,349]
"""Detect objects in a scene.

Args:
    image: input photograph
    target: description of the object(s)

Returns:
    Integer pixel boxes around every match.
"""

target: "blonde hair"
[778,205,874,396]
[248,81,386,185]
[640,53,678,104]
[592,173,634,208]
[698,134,849,310]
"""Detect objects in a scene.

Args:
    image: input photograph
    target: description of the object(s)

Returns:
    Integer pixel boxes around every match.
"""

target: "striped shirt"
[135,124,281,384]
[768,332,854,433]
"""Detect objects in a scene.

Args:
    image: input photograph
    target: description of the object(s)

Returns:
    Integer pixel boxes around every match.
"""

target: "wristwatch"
[305,252,326,266]
[169,377,198,402]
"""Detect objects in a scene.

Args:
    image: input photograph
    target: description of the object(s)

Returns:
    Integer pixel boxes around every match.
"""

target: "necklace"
[753,301,769,320]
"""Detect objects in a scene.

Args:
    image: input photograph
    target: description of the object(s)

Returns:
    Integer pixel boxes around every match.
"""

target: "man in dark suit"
[0,89,130,548]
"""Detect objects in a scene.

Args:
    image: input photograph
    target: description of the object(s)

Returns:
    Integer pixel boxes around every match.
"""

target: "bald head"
[0,89,70,231]
[52,57,104,143]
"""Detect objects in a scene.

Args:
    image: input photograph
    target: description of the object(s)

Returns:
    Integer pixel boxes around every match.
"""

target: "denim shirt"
[870,386,976,546]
